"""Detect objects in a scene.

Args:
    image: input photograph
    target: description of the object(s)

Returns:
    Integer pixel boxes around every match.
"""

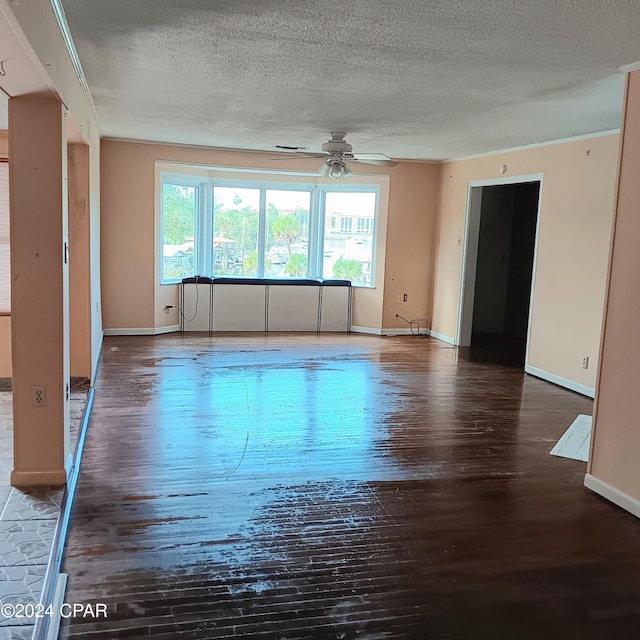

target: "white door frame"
[456,173,544,367]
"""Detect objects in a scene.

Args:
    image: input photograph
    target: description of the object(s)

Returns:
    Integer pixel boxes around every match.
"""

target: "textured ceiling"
[51,1,640,159]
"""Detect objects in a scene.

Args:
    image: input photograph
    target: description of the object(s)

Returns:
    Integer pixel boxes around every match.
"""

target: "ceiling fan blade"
[352,158,398,167]
[271,137,397,168]
[270,151,327,161]
[273,151,327,159]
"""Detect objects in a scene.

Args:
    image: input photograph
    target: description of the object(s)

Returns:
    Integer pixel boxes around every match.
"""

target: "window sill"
[161,278,370,287]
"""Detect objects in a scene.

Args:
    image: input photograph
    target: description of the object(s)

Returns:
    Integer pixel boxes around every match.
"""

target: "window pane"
[212,187,260,276]
[162,183,197,282]
[265,190,310,278]
[323,192,376,286]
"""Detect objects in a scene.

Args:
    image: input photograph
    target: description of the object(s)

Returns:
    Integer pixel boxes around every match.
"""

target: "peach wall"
[0,131,7,377]
[9,98,69,484]
[432,134,619,391]
[588,72,640,505]
[101,141,155,330]
[68,144,91,378]
[383,163,439,329]
[0,140,94,380]
[6,0,102,381]
[101,140,437,333]
[0,316,10,378]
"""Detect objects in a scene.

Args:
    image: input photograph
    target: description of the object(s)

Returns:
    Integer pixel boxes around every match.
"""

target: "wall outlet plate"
[32,385,47,407]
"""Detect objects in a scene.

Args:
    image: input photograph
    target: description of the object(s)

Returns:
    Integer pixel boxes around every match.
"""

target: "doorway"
[457,177,541,366]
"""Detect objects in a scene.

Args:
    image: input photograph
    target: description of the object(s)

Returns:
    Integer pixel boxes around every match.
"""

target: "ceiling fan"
[275,132,398,178]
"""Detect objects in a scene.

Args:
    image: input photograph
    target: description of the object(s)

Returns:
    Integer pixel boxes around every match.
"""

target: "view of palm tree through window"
[265,190,310,278]
[161,175,377,286]
[212,187,260,277]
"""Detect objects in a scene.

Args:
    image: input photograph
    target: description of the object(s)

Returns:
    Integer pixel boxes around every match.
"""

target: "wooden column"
[68,143,91,380]
[9,97,70,486]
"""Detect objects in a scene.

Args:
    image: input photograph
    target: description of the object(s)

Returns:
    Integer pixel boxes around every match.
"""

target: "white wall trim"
[584,473,640,519]
[456,184,482,346]
[456,174,543,353]
[351,326,431,337]
[351,325,383,335]
[102,133,621,166]
[525,364,595,398]
[467,173,545,188]
[49,0,101,129]
[444,129,620,163]
[620,60,640,73]
[381,328,430,336]
[430,330,456,345]
[104,325,180,336]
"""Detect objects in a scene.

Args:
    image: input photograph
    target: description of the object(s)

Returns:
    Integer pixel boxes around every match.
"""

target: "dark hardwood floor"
[59,334,640,639]
[469,331,527,366]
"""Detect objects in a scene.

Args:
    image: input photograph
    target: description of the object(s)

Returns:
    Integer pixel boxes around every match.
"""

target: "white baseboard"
[430,330,456,345]
[382,328,427,336]
[350,326,431,336]
[103,325,180,336]
[352,326,451,340]
[584,473,640,519]
[524,364,595,398]
[351,325,383,335]
[154,325,181,335]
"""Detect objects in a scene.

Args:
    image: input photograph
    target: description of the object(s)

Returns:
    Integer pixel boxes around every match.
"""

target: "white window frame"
[158,166,380,288]
[160,173,203,281]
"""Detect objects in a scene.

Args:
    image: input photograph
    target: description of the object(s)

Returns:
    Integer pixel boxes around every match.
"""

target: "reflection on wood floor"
[59,334,640,639]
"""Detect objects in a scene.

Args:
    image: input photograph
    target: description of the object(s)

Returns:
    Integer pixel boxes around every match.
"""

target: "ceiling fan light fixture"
[319,158,353,179]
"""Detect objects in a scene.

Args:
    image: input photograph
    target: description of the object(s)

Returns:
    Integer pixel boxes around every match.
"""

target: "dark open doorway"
[459,180,540,366]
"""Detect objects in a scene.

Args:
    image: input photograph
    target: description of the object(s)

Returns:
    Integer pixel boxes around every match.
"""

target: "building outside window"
[339,216,353,233]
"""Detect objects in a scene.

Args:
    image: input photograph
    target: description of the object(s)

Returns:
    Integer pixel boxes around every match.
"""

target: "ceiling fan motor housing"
[322,132,353,157]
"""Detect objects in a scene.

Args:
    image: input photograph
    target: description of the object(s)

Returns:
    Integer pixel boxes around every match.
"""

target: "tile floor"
[550,413,592,462]
[0,389,88,639]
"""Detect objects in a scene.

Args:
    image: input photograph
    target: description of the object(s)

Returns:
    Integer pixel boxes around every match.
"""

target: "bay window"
[159,167,379,287]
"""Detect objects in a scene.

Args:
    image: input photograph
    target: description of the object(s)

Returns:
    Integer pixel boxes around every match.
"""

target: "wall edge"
[525,364,595,398]
[584,473,640,519]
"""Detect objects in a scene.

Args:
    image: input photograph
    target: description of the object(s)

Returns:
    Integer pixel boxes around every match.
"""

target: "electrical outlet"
[582,356,589,369]
[32,385,47,407]
[403,293,408,302]
[394,293,400,303]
